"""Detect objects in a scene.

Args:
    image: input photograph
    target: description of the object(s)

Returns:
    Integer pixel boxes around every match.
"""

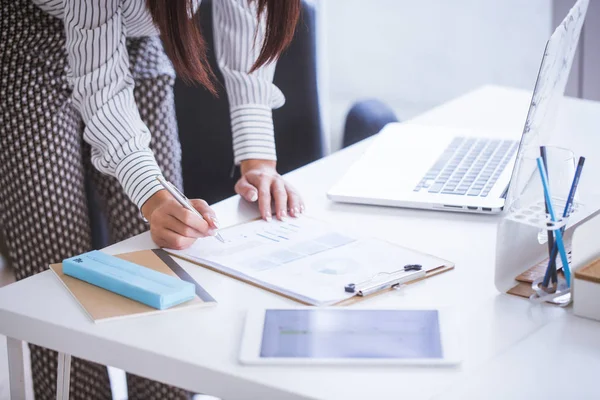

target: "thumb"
[235,176,259,202]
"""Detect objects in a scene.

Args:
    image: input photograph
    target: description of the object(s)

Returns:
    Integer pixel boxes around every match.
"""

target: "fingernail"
[250,192,258,202]
[300,205,305,213]
[292,207,299,217]
[211,217,221,228]
[281,210,287,220]
[265,214,272,222]
[208,229,217,236]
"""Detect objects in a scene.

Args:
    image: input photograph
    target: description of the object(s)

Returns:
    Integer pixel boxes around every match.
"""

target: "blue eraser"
[63,251,195,310]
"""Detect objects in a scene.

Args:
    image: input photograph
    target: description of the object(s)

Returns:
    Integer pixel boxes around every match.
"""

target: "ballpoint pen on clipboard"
[156,176,225,243]
[344,264,425,297]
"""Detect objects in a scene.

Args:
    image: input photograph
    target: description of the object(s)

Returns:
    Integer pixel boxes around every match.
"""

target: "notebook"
[50,249,216,323]
[167,217,454,306]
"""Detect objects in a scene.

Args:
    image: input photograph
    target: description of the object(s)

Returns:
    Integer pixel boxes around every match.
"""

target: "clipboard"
[172,252,453,306]
[50,249,216,323]
[167,217,455,306]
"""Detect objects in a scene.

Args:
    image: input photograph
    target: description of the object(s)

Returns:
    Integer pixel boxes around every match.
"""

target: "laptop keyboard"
[413,137,518,197]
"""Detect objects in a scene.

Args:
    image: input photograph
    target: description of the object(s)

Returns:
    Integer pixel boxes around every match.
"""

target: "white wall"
[320,0,553,150]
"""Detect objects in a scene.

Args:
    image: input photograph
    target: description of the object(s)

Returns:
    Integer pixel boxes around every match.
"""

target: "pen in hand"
[156,176,225,243]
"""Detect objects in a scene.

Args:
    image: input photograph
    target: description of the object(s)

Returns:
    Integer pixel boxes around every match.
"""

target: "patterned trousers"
[0,1,190,399]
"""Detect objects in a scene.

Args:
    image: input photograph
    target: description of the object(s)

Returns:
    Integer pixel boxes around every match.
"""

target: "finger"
[235,176,259,202]
[168,202,211,234]
[190,199,219,231]
[286,185,303,218]
[271,178,288,221]
[154,227,196,250]
[163,214,205,238]
[257,178,273,221]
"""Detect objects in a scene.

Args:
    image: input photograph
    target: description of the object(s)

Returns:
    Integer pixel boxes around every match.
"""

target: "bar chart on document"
[167,217,449,305]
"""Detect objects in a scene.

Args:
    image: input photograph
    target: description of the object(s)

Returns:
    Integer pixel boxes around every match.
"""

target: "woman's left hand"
[235,159,304,221]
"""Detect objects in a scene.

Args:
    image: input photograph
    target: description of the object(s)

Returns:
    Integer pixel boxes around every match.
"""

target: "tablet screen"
[260,309,443,359]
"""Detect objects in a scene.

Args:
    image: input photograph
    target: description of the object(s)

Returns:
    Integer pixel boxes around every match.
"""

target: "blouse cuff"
[230,104,277,165]
[115,150,164,209]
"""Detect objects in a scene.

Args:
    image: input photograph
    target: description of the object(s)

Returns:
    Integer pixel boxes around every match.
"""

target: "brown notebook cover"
[50,249,216,323]
[575,257,600,284]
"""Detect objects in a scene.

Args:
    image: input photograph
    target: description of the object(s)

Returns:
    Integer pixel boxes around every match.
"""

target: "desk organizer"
[502,146,583,305]
[505,199,578,232]
[504,149,582,233]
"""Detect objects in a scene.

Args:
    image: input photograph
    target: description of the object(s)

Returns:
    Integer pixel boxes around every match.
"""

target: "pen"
[536,158,572,286]
[540,147,556,284]
[156,176,225,243]
[345,265,425,297]
[542,156,585,287]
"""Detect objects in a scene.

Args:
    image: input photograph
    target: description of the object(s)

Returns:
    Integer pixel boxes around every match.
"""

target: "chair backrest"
[175,0,324,204]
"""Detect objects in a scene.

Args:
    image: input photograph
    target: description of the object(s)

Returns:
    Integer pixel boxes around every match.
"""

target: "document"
[168,217,450,305]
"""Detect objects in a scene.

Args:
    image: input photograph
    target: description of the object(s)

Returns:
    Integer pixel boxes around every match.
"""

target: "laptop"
[328,0,588,214]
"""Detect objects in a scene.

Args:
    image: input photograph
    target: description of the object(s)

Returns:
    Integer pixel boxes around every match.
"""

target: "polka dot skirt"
[1,1,188,399]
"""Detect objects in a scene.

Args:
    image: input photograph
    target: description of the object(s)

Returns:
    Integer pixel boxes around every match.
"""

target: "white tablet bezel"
[239,307,461,366]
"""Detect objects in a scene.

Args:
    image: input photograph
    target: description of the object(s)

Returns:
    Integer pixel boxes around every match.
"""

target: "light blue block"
[63,250,195,310]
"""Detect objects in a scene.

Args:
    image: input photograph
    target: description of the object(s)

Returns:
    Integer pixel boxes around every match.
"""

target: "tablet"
[239,308,461,366]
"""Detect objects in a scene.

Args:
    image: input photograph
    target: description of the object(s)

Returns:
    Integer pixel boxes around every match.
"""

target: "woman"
[0,0,302,398]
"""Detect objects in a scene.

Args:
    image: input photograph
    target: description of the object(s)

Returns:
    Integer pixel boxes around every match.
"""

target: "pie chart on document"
[313,258,360,276]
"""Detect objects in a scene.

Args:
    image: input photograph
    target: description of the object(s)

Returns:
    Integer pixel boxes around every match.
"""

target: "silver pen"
[156,176,225,243]
[345,268,426,297]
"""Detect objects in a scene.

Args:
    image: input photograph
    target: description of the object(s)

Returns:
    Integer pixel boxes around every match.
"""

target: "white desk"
[2,85,600,400]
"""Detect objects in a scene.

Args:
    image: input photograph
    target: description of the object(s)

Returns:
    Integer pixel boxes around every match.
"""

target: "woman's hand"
[235,160,304,221]
[141,190,219,250]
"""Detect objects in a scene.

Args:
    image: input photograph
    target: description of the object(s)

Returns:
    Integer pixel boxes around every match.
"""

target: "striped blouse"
[32,0,284,208]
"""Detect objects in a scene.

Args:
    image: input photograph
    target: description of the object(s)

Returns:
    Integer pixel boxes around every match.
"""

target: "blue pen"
[536,158,572,286]
[542,156,585,287]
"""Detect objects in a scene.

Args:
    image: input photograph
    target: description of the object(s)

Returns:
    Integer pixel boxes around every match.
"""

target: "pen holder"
[525,213,573,306]
[504,146,580,306]
[530,275,571,306]
[505,146,581,236]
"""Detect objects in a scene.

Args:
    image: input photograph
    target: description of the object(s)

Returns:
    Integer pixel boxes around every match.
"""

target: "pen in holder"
[506,146,580,233]
[506,146,585,305]
[529,156,574,304]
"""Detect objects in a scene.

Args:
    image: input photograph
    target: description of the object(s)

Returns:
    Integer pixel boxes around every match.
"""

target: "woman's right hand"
[141,190,219,250]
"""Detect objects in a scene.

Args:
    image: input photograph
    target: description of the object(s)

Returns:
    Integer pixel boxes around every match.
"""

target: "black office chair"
[342,99,399,148]
[174,0,325,204]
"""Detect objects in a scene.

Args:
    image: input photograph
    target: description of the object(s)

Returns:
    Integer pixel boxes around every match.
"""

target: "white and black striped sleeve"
[213,0,286,165]
[63,0,164,209]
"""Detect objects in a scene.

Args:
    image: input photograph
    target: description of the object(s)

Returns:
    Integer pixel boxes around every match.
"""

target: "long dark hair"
[146,0,301,95]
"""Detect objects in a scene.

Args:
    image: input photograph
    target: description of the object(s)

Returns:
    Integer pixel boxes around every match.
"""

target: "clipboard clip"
[344,264,425,297]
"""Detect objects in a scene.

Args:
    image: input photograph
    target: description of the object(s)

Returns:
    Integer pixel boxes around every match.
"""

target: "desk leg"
[56,352,72,400]
[7,337,26,400]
